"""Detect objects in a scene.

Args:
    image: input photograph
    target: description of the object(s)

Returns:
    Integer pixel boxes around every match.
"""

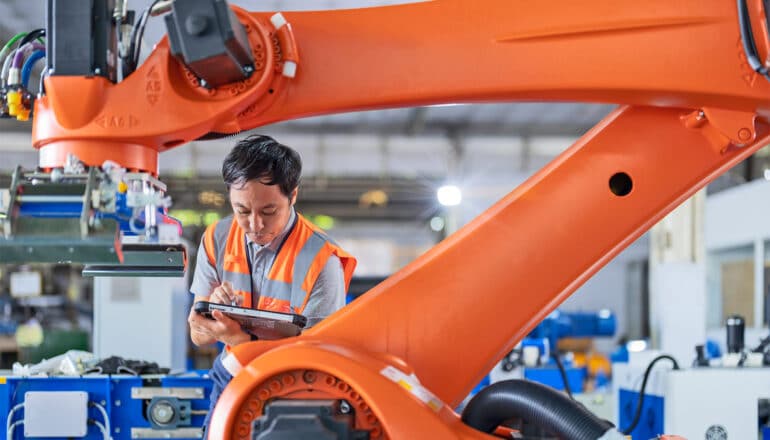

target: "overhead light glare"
[437,185,462,206]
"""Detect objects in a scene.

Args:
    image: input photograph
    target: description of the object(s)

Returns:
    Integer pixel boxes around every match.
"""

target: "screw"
[199,79,208,88]
[115,400,121,406]
[339,400,351,414]
[94,68,102,75]
[738,128,752,142]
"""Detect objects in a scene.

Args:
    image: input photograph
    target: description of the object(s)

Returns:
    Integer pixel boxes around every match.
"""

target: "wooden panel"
[721,260,754,327]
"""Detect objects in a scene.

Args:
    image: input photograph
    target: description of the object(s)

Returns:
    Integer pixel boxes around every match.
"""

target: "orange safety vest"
[202,213,356,314]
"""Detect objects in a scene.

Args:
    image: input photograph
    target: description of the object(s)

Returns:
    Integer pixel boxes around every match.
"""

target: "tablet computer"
[194,301,307,340]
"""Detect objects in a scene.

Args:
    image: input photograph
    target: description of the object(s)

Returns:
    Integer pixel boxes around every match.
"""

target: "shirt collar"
[245,206,296,252]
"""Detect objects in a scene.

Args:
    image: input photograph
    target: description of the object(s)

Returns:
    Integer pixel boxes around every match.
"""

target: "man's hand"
[188,295,251,346]
[209,281,242,306]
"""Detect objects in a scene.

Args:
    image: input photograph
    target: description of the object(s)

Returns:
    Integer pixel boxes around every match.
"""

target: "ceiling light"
[429,216,445,231]
[359,189,388,208]
[437,185,462,206]
[198,191,225,207]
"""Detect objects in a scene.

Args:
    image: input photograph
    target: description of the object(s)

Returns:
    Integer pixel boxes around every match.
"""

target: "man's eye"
[261,210,277,216]
[238,211,250,216]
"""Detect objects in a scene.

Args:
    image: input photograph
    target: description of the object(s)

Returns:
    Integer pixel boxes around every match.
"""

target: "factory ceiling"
[0,0,763,221]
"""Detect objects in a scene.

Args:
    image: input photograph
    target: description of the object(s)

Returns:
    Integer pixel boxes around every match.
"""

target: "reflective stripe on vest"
[201,213,356,314]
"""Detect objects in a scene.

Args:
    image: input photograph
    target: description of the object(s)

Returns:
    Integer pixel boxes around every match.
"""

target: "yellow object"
[118,181,128,193]
[310,214,335,230]
[587,353,611,376]
[6,90,21,105]
[16,108,30,121]
[7,90,23,117]
[16,319,44,347]
[572,352,587,368]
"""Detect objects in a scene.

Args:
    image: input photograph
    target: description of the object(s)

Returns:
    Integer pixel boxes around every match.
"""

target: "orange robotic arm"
[30,0,770,438]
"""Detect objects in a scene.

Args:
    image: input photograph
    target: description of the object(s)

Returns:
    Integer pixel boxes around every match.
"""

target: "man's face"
[229,179,297,246]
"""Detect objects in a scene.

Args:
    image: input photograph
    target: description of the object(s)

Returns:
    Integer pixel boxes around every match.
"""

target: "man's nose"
[249,214,263,231]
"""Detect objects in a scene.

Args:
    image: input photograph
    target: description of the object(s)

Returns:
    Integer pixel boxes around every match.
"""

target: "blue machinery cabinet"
[0,374,212,439]
[524,366,586,393]
[617,389,664,440]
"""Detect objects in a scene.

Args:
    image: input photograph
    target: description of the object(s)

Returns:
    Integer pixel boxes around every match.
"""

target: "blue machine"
[517,309,616,393]
[523,363,587,393]
[617,388,664,440]
[0,374,212,439]
[0,165,187,277]
[528,309,616,352]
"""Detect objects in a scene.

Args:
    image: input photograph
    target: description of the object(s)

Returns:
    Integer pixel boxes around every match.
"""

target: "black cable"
[126,0,162,75]
[737,0,770,81]
[621,354,680,435]
[550,350,574,400]
[16,29,45,49]
[753,334,770,353]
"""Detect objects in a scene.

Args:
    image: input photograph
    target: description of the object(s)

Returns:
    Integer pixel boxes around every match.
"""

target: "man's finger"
[221,281,234,296]
[209,286,231,305]
[221,282,242,305]
[214,282,239,305]
[212,309,233,322]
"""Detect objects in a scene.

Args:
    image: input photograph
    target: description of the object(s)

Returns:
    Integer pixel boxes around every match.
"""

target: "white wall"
[705,179,770,250]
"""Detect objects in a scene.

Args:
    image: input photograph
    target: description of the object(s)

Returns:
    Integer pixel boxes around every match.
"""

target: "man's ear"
[290,187,298,206]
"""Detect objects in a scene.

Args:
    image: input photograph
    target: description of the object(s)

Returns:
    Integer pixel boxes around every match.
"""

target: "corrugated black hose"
[461,379,614,440]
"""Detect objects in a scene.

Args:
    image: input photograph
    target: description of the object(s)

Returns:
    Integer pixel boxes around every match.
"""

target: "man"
[187,134,357,430]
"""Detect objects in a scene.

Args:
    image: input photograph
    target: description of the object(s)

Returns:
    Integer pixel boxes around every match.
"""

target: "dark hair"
[222,134,301,197]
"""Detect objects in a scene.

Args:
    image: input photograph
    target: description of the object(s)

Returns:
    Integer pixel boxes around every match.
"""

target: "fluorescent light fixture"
[437,185,462,206]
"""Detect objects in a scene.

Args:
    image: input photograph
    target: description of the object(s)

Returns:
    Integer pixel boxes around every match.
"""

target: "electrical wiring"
[21,49,45,88]
[1,49,15,86]
[12,42,43,70]
[6,402,24,440]
[125,0,162,76]
[7,420,23,440]
[0,32,28,66]
[738,0,770,82]
[38,66,48,95]
[3,42,44,87]
[91,419,110,440]
[550,350,574,400]
[621,354,680,435]
[91,400,113,439]
[15,28,45,51]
